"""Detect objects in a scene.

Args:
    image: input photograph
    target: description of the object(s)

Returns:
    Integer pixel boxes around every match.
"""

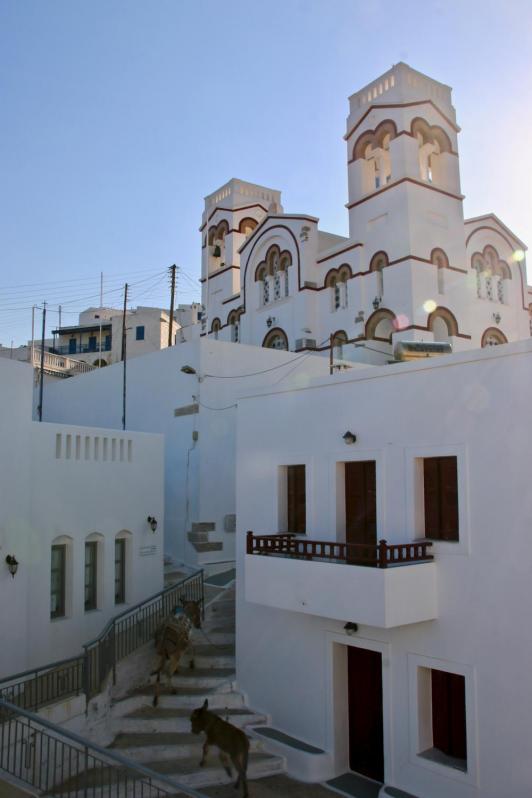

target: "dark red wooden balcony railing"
[246,531,433,568]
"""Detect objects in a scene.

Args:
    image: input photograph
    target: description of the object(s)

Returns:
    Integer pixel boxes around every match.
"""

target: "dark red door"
[348,646,384,782]
[345,461,377,564]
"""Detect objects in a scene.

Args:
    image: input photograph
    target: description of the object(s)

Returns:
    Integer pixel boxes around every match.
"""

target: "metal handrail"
[0,569,204,713]
[0,698,209,797]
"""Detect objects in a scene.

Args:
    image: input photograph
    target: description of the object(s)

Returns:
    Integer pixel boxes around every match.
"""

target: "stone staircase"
[100,584,284,793]
[187,522,223,554]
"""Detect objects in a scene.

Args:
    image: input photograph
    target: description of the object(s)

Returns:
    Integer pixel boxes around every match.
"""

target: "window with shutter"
[431,669,467,763]
[287,465,306,534]
[423,456,459,541]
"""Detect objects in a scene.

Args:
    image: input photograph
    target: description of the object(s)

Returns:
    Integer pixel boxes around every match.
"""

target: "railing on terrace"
[0,570,204,714]
[0,699,208,798]
[246,531,433,568]
[52,343,112,355]
[31,348,95,374]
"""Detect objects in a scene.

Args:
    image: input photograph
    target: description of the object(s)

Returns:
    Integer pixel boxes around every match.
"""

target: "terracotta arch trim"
[344,100,460,142]
[242,224,301,309]
[199,203,269,231]
[465,226,528,309]
[481,327,508,346]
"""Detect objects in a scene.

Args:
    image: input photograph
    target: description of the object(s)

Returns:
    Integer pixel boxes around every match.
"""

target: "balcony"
[51,343,112,355]
[245,532,438,628]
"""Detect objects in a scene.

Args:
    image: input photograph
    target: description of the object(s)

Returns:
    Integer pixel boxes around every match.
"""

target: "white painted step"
[111,732,266,762]
[109,707,267,734]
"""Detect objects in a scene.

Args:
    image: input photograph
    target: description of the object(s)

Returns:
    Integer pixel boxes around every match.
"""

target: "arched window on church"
[238,217,258,237]
[427,307,459,343]
[481,327,507,347]
[256,265,269,306]
[471,247,511,304]
[332,330,348,363]
[353,121,396,194]
[370,251,388,298]
[211,318,221,340]
[263,328,289,350]
[411,118,452,186]
[431,248,449,295]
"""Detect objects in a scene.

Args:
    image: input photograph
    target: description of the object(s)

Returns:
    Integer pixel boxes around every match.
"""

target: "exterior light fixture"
[147,516,158,533]
[372,296,381,310]
[266,317,275,328]
[342,431,357,445]
[493,313,501,324]
[180,365,197,375]
[344,622,358,635]
[5,555,19,578]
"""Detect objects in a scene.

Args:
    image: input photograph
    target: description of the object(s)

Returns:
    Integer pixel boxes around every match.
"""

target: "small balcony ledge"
[245,532,438,628]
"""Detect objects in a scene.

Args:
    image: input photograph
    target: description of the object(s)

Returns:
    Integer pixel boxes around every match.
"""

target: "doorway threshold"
[326,773,419,798]
[326,772,382,798]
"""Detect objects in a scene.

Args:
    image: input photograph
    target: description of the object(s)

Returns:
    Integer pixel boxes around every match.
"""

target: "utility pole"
[98,272,103,366]
[38,302,47,422]
[121,283,128,430]
[168,264,177,347]
[31,305,35,367]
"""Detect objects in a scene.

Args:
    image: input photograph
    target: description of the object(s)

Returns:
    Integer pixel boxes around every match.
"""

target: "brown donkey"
[190,699,249,797]
[151,598,202,707]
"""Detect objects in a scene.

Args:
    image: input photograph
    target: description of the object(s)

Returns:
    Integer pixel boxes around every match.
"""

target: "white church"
[200,62,529,362]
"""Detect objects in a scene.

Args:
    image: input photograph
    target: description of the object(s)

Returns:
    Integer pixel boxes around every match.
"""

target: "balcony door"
[348,645,384,782]
[345,461,376,564]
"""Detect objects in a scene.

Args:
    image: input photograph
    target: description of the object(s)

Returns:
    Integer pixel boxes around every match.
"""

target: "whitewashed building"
[201,63,530,364]
[50,303,202,368]
[0,358,164,677]
[236,337,532,798]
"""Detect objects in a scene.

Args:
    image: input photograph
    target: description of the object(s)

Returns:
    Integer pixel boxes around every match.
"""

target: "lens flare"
[423,299,437,313]
[513,249,525,262]
[393,314,409,331]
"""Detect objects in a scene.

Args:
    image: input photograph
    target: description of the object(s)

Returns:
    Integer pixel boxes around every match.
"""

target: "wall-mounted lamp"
[266,316,276,328]
[180,365,197,375]
[342,431,357,445]
[5,555,19,579]
[493,313,501,325]
[344,622,358,635]
[372,296,382,310]
[147,516,158,533]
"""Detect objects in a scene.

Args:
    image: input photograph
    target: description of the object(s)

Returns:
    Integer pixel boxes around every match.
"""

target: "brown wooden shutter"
[424,457,459,541]
[423,458,440,538]
[439,457,459,541]
[287,465,306,534]
[431,670,466,760]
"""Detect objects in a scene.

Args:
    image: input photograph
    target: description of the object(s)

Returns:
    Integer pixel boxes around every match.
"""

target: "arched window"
[238,217,258,236]
[211,318,221,340]
[471,246,511,303]
[365,308,396,343]
[332,330,348,362]
[84,532,104,612]
[370,251,388,298]
[481,328,507,347]
[51,535,73,619]
[427,307,459,342]
[255,245,292,305]
[411,118,452,185]
[115,530,131,605]
[262,327,289,350]
[207,220,229,269]
[228,309,242,343]
[431,248,449,295]
[353,121,396,193]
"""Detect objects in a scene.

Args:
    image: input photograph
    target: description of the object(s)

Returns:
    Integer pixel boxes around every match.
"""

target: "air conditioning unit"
[295,338,317,350]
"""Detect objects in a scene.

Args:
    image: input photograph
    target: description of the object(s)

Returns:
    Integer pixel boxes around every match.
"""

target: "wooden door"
[345,461,377,564]
[348,646,384,782]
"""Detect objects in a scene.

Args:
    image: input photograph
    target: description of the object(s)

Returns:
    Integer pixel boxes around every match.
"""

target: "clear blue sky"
[1,0,531,344]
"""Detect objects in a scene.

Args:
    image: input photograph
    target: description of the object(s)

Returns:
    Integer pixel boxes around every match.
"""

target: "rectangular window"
[51,545,66,619]
[84,541,98,611]
[68,339,76,354]
[115,539,126,604]
[431,669,467,764]
[287,465,306,534]
[423,456,459,541]
[136,325,145,341]
[88,336,97,351]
